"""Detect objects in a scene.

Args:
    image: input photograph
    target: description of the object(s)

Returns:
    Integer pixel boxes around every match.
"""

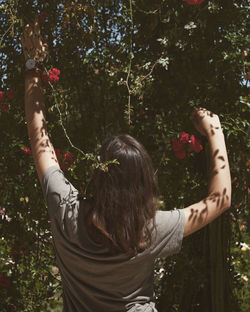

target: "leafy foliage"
[0,0,249,311]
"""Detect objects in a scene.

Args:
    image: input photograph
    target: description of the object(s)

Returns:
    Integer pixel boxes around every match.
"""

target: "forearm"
[183,119,231,237]
[25,71,57,182]
[25,71,45,134]
[207,130,231,207]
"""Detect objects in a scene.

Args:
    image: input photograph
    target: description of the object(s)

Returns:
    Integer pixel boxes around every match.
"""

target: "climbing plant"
[0,0,249,311]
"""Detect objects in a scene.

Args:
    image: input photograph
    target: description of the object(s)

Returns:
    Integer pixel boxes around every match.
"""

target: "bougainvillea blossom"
[183,0,204,5]
[6,89,15,100]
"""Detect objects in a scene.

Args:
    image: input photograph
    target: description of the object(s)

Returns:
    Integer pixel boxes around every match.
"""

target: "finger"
[34,15,40,36]
[24,25,33,38]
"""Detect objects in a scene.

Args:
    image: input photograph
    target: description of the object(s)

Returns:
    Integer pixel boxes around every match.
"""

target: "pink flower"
[179,131,189,144]
[172,138,186,159]
[22,147,32,154]
[0,274,11,287]
[6,89,15,100]
[183,0,204,5]
[39,11,47,23]
[0,104,9,111]
[189,135,203,153]
[0,91,4,103]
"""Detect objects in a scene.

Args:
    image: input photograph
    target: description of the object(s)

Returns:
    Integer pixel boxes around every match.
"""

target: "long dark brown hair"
[85,134,158,255]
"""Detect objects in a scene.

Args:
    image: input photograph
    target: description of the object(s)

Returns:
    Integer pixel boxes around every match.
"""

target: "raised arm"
[183,108,231,237]
[21,17,59,184]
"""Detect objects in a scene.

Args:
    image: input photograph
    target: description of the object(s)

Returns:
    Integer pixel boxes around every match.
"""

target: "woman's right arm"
[183,108,231,237]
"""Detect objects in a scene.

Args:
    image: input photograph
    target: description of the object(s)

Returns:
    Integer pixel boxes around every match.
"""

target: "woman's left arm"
[21,17,59,184]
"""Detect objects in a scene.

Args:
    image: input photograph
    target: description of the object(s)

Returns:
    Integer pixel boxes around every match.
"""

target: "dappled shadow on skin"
[188,188,229,226]
[191,108,221,137]
[188,146,229,226]
[26,85,60,165]
[209,148,226,178]
[188,205,208,223]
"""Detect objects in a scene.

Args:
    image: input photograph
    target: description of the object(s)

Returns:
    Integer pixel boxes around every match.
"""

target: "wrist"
[24,68,42,79]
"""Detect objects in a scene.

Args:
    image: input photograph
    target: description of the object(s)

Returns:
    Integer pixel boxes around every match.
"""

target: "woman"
[21,17,231,312]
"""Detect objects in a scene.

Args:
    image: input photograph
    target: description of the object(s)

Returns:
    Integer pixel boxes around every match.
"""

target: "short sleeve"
[41,165,79,239]
[150,210,185,258]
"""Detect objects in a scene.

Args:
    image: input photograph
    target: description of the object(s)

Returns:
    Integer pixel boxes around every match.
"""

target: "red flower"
[0,91,4,103]
[0,104,9,111]
[172,138,186,159]
[39,11,47,23]
[22,147,32,154]
[42,68,60,84]
[183,0,204,4]
[49,73,60,83]
[179,131,189,144]
[189,135,203,153]
[51,68,60,76]
[54,149,74,170]
[6,89,15,100]
[0,274,11,287]
[64,152,74,164]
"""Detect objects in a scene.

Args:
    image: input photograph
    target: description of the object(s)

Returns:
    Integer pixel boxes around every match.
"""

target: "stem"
[125,0,134,125]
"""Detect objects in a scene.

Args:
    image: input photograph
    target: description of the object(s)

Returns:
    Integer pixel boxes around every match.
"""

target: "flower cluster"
[172,131,203,159]
[0,89,15,111]
[42,68,61,84]
[55,149,74,170]
[21,146,32,155]
[183,0,204,5]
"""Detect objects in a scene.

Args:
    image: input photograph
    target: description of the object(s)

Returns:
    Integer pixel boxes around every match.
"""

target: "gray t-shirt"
[42,166,185,312]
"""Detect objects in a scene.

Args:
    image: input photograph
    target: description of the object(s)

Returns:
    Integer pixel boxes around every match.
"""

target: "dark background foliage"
[0,0,249,311]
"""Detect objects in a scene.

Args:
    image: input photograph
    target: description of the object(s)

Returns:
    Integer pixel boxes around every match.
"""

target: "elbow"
[224,198,231,210]
[224,189,232,210]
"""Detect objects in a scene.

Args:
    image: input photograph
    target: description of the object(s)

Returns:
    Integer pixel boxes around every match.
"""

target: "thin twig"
[0,22,15,48]
[46,73,96,161]
[125,0,134,125]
